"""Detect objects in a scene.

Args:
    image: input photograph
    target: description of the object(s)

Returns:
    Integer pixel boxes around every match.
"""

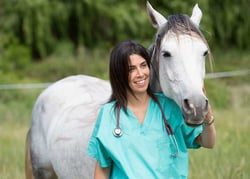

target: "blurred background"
[0,0,249,178]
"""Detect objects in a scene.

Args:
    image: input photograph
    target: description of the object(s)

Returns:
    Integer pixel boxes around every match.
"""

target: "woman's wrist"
[203,115,215,127]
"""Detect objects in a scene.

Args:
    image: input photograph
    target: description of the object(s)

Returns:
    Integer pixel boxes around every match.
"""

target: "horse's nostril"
[183,99,189,109]
[183,99,194,109]
[204,99,208,110]
[182,99,194,115]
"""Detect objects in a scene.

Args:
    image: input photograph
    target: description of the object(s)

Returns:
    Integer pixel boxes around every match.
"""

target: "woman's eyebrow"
[129,60,147,67]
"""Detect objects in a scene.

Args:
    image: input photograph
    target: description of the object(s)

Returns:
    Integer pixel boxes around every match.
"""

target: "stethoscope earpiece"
[113,127,123,137]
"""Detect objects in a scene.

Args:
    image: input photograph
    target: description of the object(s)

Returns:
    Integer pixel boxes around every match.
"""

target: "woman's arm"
[196,87,216,148]
[195,104,216,148]
[94,161,111,179]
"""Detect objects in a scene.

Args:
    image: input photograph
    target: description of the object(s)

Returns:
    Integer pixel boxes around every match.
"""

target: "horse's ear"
[146,1,167,29]
[190,4,202,26]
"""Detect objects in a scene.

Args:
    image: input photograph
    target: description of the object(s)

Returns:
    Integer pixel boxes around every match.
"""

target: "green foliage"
[0,44,31,72]
[22,44,110,82]
[208,0,250,49]
[0,0,55,58]
[0,0,248,61]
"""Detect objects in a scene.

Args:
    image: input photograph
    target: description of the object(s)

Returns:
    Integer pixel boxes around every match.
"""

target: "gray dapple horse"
[25,2,211,178]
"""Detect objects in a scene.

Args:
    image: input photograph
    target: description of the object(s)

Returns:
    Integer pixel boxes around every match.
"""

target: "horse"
[25,2,211,178]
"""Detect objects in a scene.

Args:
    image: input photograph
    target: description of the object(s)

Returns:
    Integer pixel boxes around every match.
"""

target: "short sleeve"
[181,124,203,149]
[86,106,112,167]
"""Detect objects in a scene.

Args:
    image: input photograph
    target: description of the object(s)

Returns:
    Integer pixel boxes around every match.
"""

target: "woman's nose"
[136,68,143,76]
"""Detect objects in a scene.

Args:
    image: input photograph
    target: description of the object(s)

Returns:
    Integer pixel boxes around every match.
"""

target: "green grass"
[189,106,250,179]
[0,122,28,179]
[0,90,42,178]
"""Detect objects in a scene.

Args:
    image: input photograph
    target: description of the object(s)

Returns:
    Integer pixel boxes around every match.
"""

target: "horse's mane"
[166,14,202,36]
[158,14,209,48]
[149,14,206,57]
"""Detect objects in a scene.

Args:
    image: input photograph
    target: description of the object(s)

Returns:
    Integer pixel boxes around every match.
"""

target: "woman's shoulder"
[153,93,183,127]
[154,93,175,104]
[100,100,115,110]
[95,101,116,124]
[153,93,180,110]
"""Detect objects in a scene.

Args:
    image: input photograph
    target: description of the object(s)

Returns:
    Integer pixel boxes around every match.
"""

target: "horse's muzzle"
[181,98,208,127]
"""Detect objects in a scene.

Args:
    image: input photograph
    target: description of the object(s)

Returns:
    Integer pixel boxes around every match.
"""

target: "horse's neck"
[150,72,162,93]
[149,43,162,93]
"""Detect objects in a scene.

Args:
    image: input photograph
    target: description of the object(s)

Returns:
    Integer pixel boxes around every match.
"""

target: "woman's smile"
[134,79,146,87]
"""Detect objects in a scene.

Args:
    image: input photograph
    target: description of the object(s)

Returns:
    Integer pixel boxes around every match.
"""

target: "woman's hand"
[195,86,216,148]
[94,161,111,179]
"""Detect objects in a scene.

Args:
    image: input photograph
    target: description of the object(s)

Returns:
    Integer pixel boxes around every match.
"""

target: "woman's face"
[128,54,150,95]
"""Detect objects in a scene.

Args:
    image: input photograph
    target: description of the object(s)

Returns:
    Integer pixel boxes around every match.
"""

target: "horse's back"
[29,75,111,178]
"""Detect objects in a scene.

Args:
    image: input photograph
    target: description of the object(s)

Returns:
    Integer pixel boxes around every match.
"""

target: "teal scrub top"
[87,93,202,179]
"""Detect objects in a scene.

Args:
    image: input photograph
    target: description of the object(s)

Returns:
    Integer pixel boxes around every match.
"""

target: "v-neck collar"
[127,97,153,127]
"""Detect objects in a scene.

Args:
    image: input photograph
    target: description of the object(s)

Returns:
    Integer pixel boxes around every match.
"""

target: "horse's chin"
[183,115,204,127]
[185,121,203,127]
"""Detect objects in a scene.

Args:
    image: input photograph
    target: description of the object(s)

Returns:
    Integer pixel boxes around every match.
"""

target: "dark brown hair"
[108,39,156,112]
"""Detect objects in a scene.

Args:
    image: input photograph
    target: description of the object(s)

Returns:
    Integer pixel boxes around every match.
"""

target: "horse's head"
[147,2,211,126]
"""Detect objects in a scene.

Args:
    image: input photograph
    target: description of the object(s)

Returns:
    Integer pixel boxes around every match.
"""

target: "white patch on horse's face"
[159,31,208,107]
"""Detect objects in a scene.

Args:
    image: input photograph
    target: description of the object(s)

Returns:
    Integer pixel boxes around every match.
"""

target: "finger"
[202,86,207,95]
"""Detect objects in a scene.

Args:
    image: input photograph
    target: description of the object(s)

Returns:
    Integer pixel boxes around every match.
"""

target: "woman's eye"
[129,67,135,72]
[141,63,148,68]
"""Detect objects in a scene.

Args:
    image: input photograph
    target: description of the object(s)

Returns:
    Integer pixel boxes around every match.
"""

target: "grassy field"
[0,47,249,178]
[189,99,250,178]
[0,90,42,179]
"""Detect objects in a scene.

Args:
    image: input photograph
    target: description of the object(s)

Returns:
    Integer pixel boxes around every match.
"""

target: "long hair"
[108,39,156,112]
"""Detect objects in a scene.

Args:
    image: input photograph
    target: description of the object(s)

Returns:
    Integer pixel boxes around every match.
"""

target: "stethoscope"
[113,101,179,157]
[113,105,123,137]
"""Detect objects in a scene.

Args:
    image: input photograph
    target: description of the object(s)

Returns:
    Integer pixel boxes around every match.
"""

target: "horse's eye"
[203,50,208,57]
[163,51,171,57]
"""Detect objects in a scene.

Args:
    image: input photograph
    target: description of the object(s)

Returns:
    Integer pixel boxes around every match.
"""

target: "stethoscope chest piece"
[113,127,123,137]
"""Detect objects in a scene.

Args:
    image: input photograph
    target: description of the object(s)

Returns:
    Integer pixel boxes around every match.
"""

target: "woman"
[86,40,216,179]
